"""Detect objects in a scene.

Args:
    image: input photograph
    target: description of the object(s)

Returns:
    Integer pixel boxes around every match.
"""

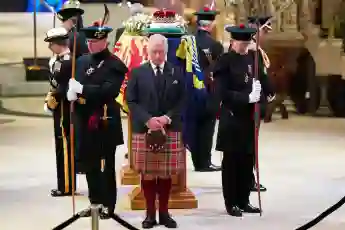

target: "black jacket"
[126,62,186,133]
[74,49,128,157]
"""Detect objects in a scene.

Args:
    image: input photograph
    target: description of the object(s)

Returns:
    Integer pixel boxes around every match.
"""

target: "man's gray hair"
[129,3,144,16]
[148,34,168,53]
[198,20,213,27]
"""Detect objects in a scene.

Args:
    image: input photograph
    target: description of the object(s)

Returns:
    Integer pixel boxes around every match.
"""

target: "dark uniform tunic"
[213,50,257,208]
[191,29,224,170]
[46,53,75,195]
[74,48,127,209]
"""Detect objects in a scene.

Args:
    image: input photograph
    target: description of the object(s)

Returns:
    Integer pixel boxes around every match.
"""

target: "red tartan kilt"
[132,131,186,176]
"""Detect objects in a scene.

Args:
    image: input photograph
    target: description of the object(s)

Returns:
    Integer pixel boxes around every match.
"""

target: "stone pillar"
[321,0,340,32]
[281,1,299,32]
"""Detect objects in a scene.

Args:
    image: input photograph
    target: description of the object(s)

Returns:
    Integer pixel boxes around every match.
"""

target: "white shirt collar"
[150,61,165,74]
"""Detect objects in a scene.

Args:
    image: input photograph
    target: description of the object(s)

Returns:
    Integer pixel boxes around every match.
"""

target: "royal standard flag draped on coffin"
[114,13,150,113]
[175,35,208,151]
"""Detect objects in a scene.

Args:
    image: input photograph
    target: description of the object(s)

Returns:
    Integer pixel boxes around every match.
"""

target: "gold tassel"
[77,97,86,104]
[45,91,59,110]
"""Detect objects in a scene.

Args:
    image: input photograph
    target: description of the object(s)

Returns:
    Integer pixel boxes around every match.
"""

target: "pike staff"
[69,16,78,215]
[253,17,262,216]
[56,0,85,215]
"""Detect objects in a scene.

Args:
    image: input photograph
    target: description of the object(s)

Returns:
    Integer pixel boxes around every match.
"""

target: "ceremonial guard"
[44,27,75,197]
[126,34,185,228]
[213,24,261,217]
[190,6,223,172]
[248,16,276,192]
[67,19,128,218]
[57,0,88,58]
[57,0,89,174]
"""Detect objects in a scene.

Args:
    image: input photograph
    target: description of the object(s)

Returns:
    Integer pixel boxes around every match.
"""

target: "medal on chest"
[86,66,95,75]
[53,61,62,72]
[86,60,105,76]
[245,65,252,83]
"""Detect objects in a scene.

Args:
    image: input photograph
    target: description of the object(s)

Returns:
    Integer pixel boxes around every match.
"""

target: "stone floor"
[1,105,345,230]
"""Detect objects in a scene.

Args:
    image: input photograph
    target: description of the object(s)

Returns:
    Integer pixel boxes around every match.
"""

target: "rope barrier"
[295,195,345,230]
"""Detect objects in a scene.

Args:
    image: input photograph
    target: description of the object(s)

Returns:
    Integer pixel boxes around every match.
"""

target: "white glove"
[68,78,83,94]
[67,89,78,101]
[249,91,260,103]
[43,103,51,114]
[249,80,261,103]
[252,80,261,93]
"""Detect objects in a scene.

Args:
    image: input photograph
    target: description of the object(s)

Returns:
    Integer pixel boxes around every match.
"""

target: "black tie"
[155,65,163,102]
[154,65,163,89]
[156,65,162,77]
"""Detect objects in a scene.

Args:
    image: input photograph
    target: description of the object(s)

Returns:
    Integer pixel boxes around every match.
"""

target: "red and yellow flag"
[114,35,149,112]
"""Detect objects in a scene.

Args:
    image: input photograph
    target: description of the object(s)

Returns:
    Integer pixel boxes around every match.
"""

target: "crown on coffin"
[152,9,177,23]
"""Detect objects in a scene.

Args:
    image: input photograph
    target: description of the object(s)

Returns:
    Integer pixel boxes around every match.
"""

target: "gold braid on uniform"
[45,89,59,110]
[77,97,86,104]
[259,47,270,69]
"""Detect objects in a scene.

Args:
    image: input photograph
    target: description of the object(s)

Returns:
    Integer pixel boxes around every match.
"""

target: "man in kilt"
[126,34,186,229]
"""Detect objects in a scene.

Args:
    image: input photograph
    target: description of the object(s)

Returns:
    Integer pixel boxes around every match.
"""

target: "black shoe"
[142,215,158,229]
[100,207,114,220]
[50,189,72,197]
[240,204,261,213]
[195,164,221,172]
[226,206,242,217]
[159,212,177,228]
[80,208,92,218]
[251,183,267,192]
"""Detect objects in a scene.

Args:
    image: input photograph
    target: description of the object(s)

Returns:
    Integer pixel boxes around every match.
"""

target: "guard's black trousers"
[190,118,216,169]
[222,151,254,208]
[53,112,76,194]
[85,153,117,210]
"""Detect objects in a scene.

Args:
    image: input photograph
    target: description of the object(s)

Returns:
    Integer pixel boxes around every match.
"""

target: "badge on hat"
[80,4,112,40]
